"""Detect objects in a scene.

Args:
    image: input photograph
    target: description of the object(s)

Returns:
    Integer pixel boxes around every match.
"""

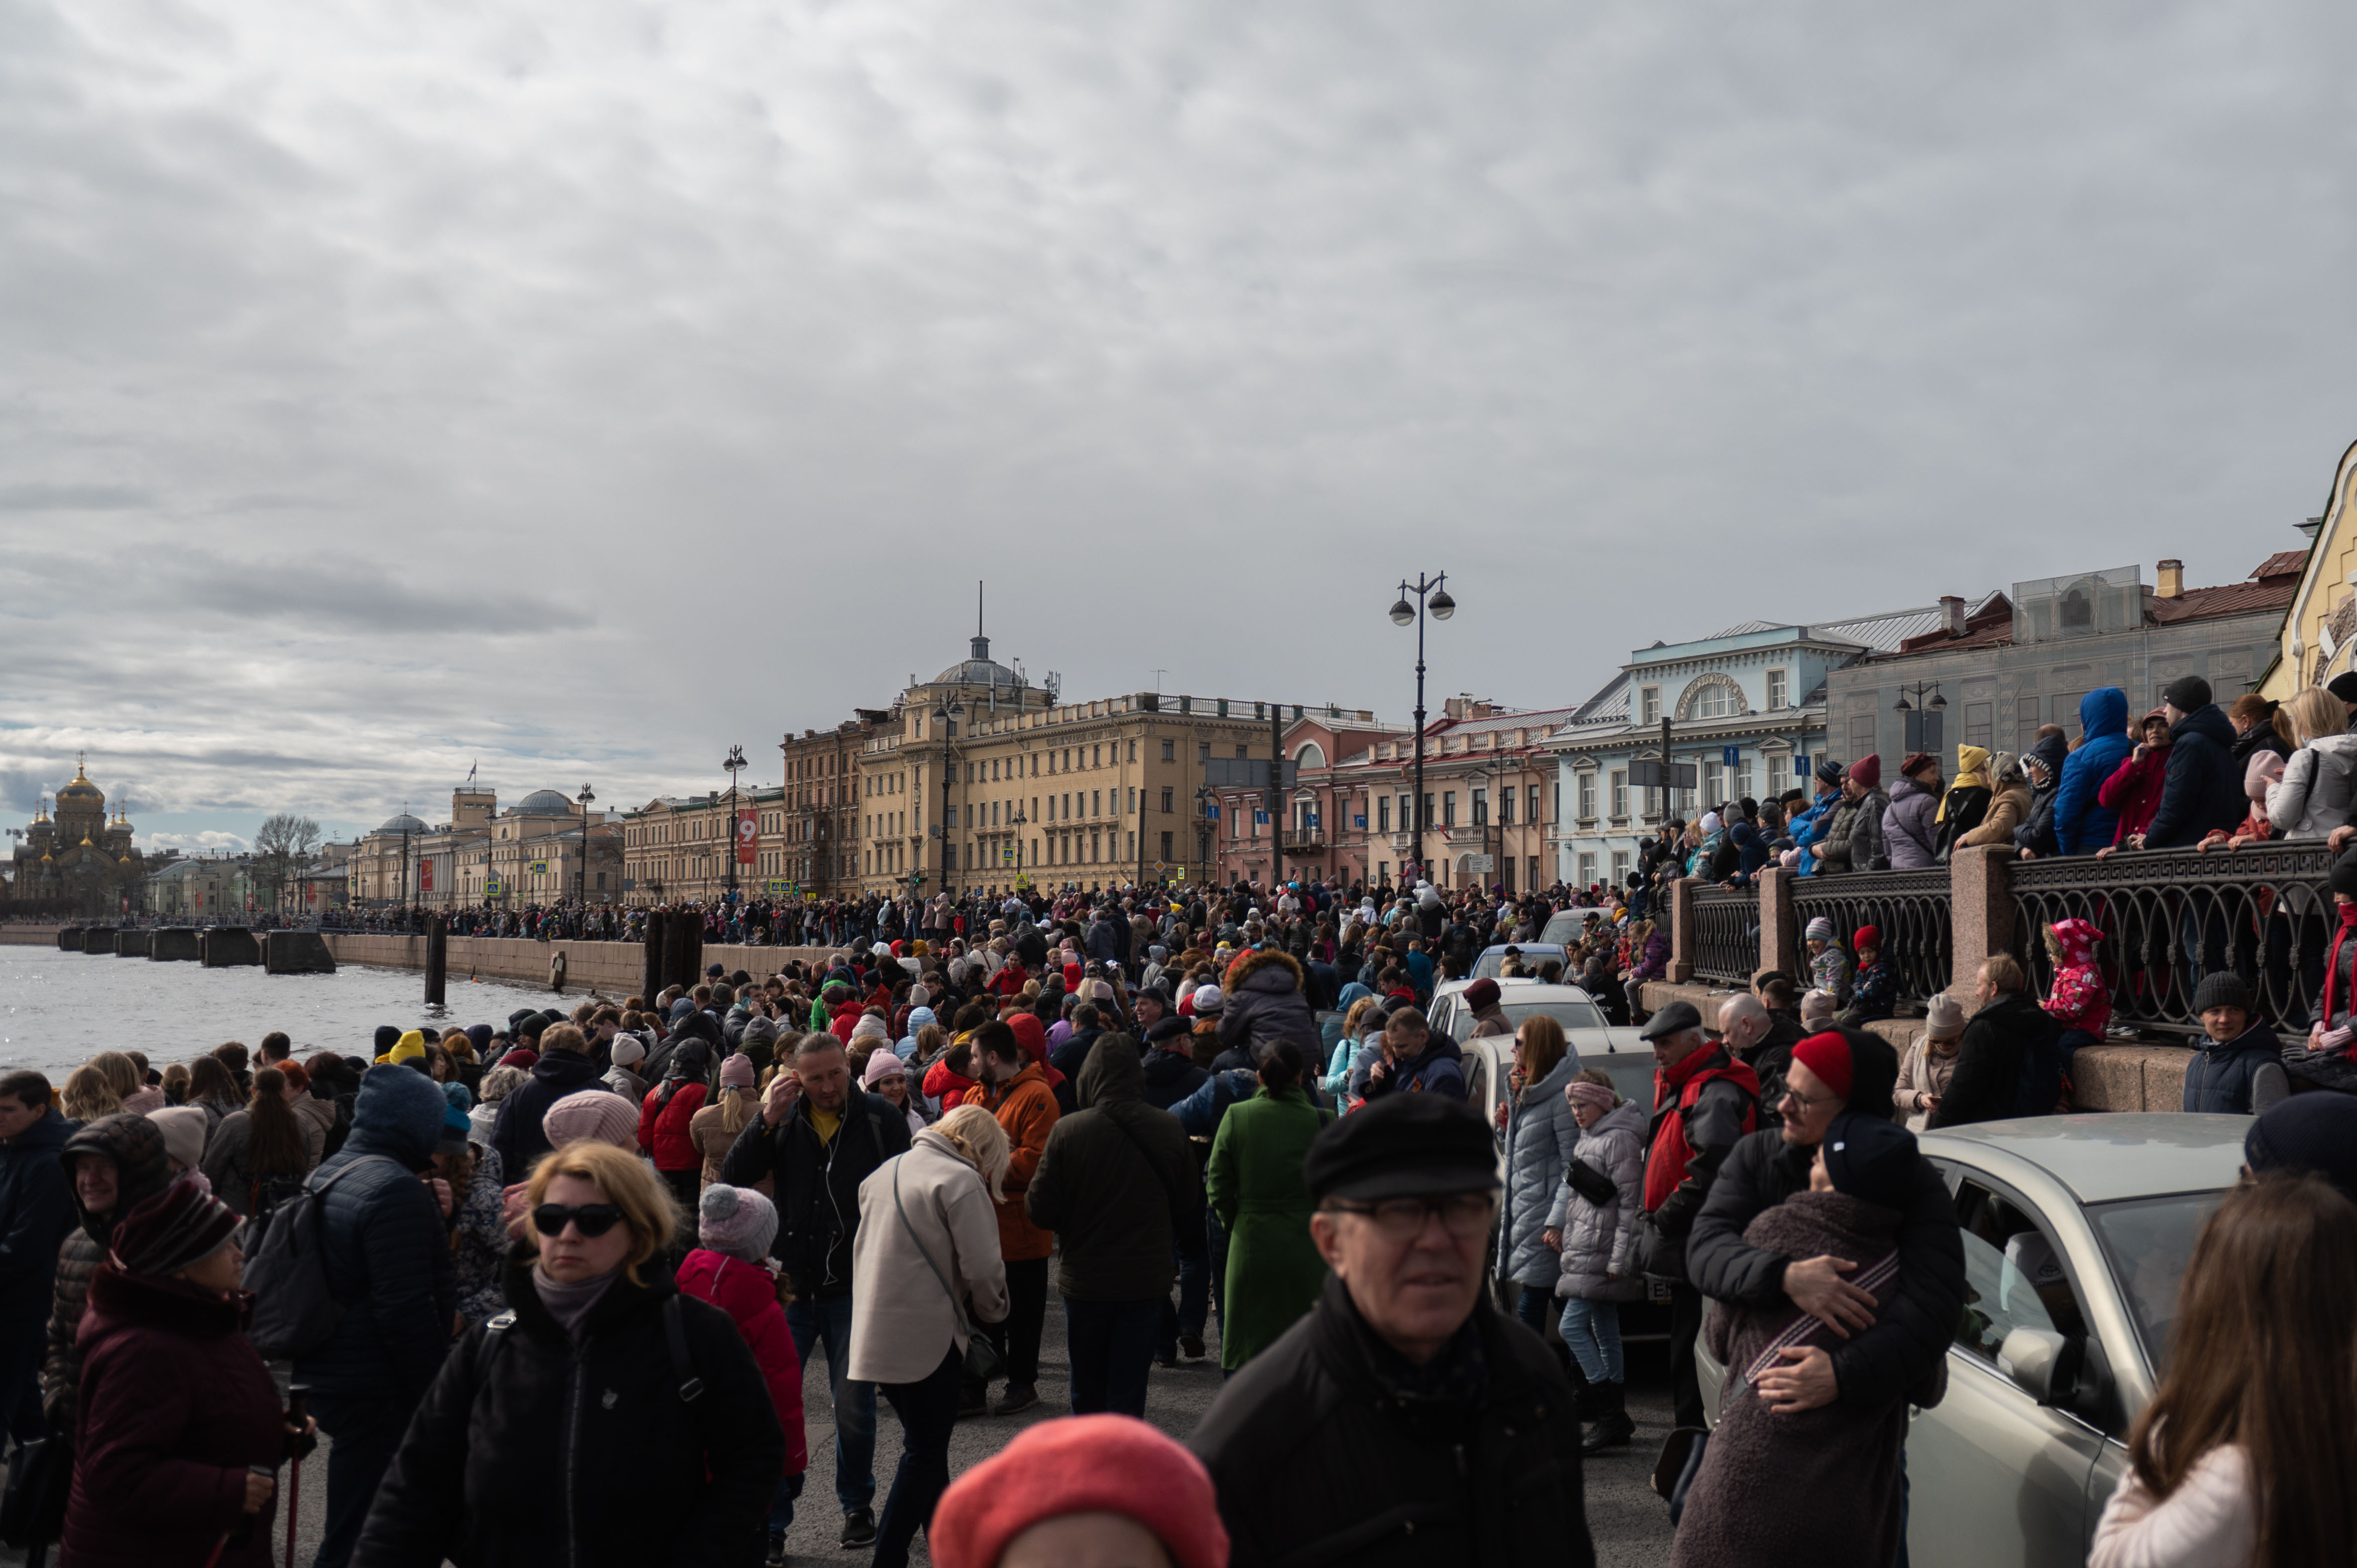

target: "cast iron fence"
[1790,868,1952,1011]
[1691,885,1761,988]
[2010,842,2335,1038]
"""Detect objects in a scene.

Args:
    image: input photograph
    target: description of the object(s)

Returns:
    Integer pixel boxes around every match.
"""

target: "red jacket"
[638,1080,710,1172]
[1642,1047,1759,1212]
[674,1249,807,1475]
[63,1268,286,1568]
[2097,747,2169,843]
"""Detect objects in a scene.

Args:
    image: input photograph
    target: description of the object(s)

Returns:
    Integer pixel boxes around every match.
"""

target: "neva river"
[0,948,556,1076]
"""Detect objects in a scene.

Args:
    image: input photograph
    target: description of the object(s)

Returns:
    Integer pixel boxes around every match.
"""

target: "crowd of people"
[7,841,2357,1566]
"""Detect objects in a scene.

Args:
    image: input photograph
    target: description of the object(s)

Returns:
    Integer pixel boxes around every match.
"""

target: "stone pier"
[115,929,150,957]
[199,928,261,967]
[149,928,201,961]
[262,931,338,974]
[81,928,118,955]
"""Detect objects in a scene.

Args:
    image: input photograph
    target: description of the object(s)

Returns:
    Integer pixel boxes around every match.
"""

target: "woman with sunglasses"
[352,1141,784,1568]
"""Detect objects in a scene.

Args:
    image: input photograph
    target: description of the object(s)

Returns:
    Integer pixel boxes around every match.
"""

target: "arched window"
[1694,685,1731,719]
[2060,588,2092,630]
[1293,741,1327,771]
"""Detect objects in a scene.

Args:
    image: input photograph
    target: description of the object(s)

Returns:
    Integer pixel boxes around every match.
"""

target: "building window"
[1610,770,1628,819]
[1702,760,1723,805]
[1198,742,1210,764]
[1611,849,1631,882]
[2061,588,2092,629]
[1578,774,1596,820]
[1734,754,1753,804]
[1577,851,1597,885]
[1442,792,1456,828]
[1471,788,1487,825]
[1766,667,1788,710]
[1160,787,1174,813]
[1160,831,1173,861]
[1965,702,1993,752]
[1694,683,1731,719]
[1848,714,1877,761]
[2016,695,2042,751]
[1161,739,1175,762]
[1378,796,1391,833]
[1639,686,1661,725]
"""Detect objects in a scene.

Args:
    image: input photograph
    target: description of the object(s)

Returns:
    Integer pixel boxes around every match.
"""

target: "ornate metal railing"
[2010,843,2335,1038]
[1790,869,1952,1009]
[1691,885,1760,987]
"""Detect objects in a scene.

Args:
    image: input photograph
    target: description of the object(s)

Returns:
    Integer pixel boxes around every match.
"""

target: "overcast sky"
[4,0,2353,854]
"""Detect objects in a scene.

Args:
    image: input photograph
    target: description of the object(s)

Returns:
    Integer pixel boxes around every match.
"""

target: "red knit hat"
[929,1415,1228,1568]
[1791,1031,1853,1100]
[1853,925,1880,952]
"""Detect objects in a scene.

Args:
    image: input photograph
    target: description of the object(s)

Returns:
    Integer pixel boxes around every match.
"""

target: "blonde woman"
[358,1140,784,1566]
[87,1052,150,1113]
[847,1103,1009,1567]
[2267,687,2357,839]
[60,1064,121,1124]
[691,1054,761,1192]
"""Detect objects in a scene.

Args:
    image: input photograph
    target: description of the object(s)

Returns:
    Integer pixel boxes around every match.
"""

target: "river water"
[0,948,556,1076]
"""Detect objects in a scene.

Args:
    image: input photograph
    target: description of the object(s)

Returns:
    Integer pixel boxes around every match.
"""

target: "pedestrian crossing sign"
[528,859,549,874]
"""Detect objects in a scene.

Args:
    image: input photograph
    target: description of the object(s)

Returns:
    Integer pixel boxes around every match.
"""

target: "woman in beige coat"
[1958,754,2035,849]
[847,1103,1009,1568]
[689,1053,761,1193]
[1893,993,1967,1131]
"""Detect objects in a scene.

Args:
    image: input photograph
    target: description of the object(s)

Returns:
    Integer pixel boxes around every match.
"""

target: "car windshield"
[2086,1191,2228,1373]
[1445,998,1603,1041]
[1473,948,1563,979]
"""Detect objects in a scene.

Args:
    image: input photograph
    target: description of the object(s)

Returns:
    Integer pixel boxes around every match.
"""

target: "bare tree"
[253,814,322,914]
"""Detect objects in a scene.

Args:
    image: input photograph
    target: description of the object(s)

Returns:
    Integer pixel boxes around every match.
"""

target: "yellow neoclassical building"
[2262,436,2357,698]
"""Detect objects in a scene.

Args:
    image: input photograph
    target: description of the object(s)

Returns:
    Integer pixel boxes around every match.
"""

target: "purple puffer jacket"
[1881,778,1941,869]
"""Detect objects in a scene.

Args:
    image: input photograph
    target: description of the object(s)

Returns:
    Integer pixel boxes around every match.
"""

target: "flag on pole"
[466,759,477,783]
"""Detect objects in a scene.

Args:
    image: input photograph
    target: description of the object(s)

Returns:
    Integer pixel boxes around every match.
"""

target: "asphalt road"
[1,1278,1678,1567]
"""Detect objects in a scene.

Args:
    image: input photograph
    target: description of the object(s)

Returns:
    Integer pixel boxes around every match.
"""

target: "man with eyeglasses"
[1630,1000,1758,1431]
[1685,1028,1964,1558]
[1190,1095,1595,1567]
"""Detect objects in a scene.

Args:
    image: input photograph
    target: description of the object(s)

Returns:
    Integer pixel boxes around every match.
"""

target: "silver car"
[1696,1114,2247,1568]
[1425,978,1654,1108]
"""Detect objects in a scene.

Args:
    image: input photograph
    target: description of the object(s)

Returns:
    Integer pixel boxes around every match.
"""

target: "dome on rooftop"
[931,632,1021,689]
[513,789,579,815]
[376,812,432,836]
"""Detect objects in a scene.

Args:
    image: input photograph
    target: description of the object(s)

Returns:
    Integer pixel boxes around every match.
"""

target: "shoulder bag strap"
[662,1294,705,1403]
[1101,1106,1181,1211]
[891,1161,977,1343]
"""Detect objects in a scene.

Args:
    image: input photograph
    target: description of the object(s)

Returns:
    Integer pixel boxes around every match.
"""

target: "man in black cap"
[1633,999,1758,1430]
[2138,674,2244,850]
[1190,1096,1594,1568]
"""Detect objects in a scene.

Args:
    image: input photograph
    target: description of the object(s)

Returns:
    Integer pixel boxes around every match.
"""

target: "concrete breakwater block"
[81,929,118,955]
[115,930,150,957]
[149,929,201,962]
[262,931,337,975]
[56,928,83,952]
[199,928,262,967]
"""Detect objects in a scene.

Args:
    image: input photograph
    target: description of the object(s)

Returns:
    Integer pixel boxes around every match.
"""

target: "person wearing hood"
[1893,993,1967,1130]
[0,1070,75,1446]
[296,1063,459,1568]
[962,1022,1062,1417]
[41,1112,170,1432]
[2041,917,2112,1054]
[1934,745,1994,855]
[488,1022,606,1185]
[1216,949,1325,1064]
[1928,955,2063,1128]
[1685,1032,1963,1477]
[604,1033,649,1103]
[2053,688,2136,854]
[1958,753,2034,849]
[2181,973,2282,1114]
[2137,676,2248,850]
[1555,1071,1645,1451]
[1461,976,1510,1040]
[2013,729,2069,858]
[1026,1036,1203,1418]
[1494,1014,1583,1346]
[1004,1012,1073,1117]
[892,1006,938,1063]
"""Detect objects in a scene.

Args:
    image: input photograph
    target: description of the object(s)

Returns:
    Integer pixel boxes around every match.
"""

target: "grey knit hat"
[699,1184,778,1262]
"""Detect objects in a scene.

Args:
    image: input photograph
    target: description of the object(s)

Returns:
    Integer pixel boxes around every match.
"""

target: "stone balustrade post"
[1668,876,1699,983]
[1948,844,2016,1000]
[1757,866,1797,981]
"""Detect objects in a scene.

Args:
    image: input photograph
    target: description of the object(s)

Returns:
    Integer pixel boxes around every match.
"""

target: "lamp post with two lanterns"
[1390,573,1455,884]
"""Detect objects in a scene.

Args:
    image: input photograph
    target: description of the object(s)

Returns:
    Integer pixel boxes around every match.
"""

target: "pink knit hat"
[719,1053,756,1089]
[541,1090,641,1150]
[862,1051,907,1087]
[930,1415,1227,1568]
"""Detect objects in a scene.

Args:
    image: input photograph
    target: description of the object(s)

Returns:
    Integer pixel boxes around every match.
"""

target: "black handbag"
[1565,1156,1616,1207]
[893,1163,1006,1385]
[0,1430,70,1550]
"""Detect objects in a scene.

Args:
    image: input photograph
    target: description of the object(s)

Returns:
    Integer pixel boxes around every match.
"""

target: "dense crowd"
[6,830,2357,1565]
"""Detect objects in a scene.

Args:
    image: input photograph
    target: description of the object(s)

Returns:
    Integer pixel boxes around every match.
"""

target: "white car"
[1425,977,1655,1115]
[1696,1114,2248,1568]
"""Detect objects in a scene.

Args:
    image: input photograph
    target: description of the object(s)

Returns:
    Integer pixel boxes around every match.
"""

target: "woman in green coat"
[1206,1041,1335,1372]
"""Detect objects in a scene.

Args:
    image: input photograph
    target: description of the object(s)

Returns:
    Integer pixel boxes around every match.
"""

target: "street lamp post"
[932,696,967,902]
[1892,682,1949,758]
[723,745,746,899]
[576,783,596,906]
[1389,573,1455,885]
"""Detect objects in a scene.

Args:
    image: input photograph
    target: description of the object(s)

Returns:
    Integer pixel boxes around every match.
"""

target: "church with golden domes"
[6,756,150,917]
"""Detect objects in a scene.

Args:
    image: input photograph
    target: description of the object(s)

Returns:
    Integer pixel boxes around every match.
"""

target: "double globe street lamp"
[932,695,967,899]
[1390,573,1455,886]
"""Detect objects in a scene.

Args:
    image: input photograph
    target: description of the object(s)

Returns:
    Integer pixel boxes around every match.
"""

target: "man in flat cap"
[1634,999,1758,1429]
[1190,1095,1594,1568]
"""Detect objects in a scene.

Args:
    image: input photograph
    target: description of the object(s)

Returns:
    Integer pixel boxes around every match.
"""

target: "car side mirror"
[1996,1327,2082,1407]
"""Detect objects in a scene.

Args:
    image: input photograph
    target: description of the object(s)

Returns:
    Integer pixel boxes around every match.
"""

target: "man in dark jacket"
[1027,1036,1203,1418]
[2137,677,2245,849]
[1928,956,2060,1128]
[1361,1007,1466,1101]
[2181,972,2284,1114]
[1191,1095,1594,1568]
[1217,949,1324,1066]
[0,1071,74,1445]
[1138,1016,1208,1110]
[1686,1028,1964,1433]
[1048,1004,1109,1080]
[1633,1003,1757,1428]
[296,1063,458,1568]
[489,1022,604,1181]
[719,1032,911,1548]
[1720,993,1798,1132]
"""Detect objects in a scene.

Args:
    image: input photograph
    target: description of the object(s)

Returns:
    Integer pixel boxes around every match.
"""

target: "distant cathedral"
[7,756,148,917]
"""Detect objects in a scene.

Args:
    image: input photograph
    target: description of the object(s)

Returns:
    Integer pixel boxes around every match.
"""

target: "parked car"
[1427,978,1652,1108]
[1469,942,1569,980]
[1695,1113,2248,1568]
[1539,911,1603,946]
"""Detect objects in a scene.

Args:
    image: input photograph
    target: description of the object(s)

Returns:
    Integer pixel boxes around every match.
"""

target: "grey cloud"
[0,483,150,511]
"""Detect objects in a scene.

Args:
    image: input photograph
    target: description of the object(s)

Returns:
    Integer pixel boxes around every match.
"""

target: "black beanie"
[2330,671,2357,706]
[2246,1096,2357,1206]
[2332,850,2357,901]
[2191,972,2254,1016]
[2162,674,2212,712]
[1820,1113,1920,1208]
[373,1025,400,1056]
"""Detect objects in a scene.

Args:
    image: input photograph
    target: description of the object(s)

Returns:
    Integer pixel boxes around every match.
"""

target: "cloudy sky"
[4,0,2353,853]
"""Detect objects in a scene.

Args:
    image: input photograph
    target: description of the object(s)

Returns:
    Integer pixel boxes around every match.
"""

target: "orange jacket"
[969,1062,1060,1262]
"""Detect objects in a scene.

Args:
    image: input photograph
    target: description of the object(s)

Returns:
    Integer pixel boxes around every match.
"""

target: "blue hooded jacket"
[2054,689,2135,854]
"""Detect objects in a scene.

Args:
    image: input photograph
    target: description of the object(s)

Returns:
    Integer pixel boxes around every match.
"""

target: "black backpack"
[244,1154,403,1362]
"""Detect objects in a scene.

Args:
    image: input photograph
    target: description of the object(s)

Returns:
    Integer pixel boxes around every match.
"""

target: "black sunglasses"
[532,1203,624,1239]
